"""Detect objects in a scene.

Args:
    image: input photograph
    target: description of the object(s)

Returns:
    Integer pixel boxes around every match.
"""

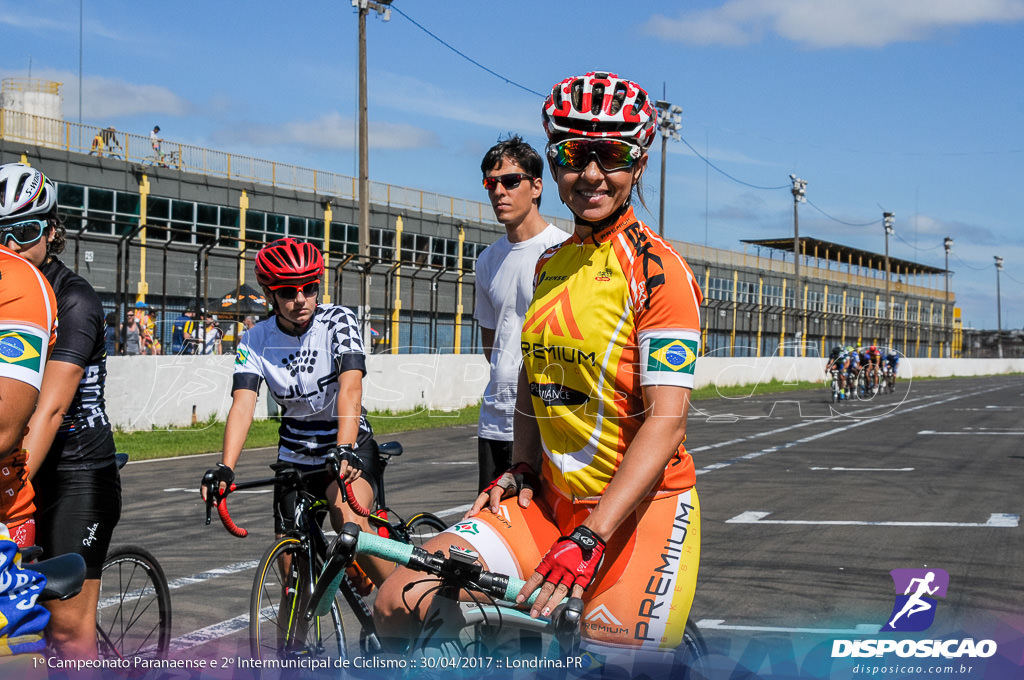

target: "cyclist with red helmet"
[200,237,390,585]
[866,344,883,393]
[375,72,703,663]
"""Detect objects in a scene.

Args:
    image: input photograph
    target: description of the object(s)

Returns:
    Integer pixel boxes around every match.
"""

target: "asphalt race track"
[111,374,1022,673]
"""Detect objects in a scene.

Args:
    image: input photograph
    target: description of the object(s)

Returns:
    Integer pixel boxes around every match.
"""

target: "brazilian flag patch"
[0,331,43,372]
[647,338,698,374]
[235,347,250,366]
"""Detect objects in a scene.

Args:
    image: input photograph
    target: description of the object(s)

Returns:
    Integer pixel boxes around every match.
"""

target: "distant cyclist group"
[4,69,706,672]
[825,344,901,400]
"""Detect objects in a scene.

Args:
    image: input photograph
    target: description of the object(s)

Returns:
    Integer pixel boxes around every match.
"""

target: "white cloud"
[372,72,537,131]
[0,67,192,119]
[643,0,1024,48]
[221,112,438,152]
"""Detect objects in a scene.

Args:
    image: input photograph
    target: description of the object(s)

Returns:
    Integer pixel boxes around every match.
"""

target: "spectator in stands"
[121,311,142,356]
[171,307,198,354]
[150,125,163,165]
[104,311,118,357]
[202,315,223,355]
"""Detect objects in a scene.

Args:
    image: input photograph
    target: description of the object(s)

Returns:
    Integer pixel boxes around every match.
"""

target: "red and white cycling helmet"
[542,71,658,149]
[0,163,57,221]
[254,237,324,287]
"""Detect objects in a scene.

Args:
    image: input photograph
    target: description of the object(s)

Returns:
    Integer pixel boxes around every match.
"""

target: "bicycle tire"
[403,513,449,548]
[97,545,172,668]
[250,537,347,662]
[672,619,710,678]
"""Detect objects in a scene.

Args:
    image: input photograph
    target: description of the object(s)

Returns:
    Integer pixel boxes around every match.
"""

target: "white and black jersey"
[232,304,373,464]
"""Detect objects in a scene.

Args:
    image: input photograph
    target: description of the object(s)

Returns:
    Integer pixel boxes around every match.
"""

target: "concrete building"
[1,79,959,358]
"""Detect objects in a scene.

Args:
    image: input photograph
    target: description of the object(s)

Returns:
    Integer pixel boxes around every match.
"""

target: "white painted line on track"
[696,385,1004,476]
[99,560,258,610]
[170,612,252,653]
[919,430,1024,436]
[163,487,271,494]
[809,467,914,471]
[697,619,881,635]
[726,511,1020,528]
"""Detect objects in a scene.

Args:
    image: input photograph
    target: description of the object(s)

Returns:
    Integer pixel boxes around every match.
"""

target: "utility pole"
[654,98,682,238]
[994,256,1004,359]
[354,0,392,343]
[883,212,895,350]
[789,175,807,356]
[944,237,953,357]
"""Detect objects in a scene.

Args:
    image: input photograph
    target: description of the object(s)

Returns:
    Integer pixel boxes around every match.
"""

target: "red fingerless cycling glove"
[535,526,606,592]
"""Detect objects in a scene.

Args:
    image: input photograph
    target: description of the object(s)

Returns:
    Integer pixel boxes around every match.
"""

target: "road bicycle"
[204,441,448,662]
[827,368,842,403]
[310,523,710,679]
[96,454,173,669]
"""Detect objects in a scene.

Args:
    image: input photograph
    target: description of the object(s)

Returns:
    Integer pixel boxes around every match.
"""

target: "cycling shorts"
[444,486,700,651]
[273,439,381,535]
[34,462,121,579]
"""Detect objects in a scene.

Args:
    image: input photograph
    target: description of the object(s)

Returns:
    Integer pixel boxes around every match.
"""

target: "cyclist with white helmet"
[2,162,123,660]
[0,163,59,549]
[200,237,390,585]
[375,72,704,661]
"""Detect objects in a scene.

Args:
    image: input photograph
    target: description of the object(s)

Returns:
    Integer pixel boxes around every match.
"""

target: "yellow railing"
[0,107,575,232]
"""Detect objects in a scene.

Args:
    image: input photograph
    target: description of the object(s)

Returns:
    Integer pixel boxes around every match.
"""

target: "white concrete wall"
[103,354,1024,430]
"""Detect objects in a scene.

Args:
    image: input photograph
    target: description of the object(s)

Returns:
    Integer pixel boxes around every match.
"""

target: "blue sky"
[2,0,1022,330]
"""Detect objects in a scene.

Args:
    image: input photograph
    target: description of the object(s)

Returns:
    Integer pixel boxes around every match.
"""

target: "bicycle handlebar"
[308,523,549,620]
[202,460,370,537]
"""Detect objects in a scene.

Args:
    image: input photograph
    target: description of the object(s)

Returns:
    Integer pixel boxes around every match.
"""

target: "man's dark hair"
[480,134,543,208]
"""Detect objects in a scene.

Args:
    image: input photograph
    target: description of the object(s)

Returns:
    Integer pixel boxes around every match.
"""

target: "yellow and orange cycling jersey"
[0,244,58,542]
[521,207,703,501]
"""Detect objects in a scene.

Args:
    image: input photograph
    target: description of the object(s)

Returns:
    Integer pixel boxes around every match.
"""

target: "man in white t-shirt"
[473,136,565,492]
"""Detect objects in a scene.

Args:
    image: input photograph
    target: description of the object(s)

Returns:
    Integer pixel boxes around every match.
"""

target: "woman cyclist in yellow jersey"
[374,72,704,662]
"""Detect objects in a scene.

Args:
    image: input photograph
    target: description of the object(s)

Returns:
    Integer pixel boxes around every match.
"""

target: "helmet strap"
[571,197,632,239]
[274,310,314,337]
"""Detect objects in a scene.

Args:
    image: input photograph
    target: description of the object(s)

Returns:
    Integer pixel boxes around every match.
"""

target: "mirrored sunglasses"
[482,173,534,191]
[547,138,642,172]
[272,282,320,300]
[0,218,48,246]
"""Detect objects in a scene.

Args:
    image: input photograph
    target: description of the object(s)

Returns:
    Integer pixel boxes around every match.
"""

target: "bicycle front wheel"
[250,537,347,661]
[673,619,710,678]
[97,545,172,667]
[403,513,449,548]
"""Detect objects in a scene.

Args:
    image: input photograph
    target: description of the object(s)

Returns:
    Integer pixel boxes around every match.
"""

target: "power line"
[952,253,990,272]
[389,5,546,98]
[893,231,944,252]
[389,6,914,234]
[805,199,879,227]
[678,134,790,191]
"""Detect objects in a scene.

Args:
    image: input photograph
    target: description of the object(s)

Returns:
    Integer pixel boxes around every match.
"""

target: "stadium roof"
[741,237,946,276]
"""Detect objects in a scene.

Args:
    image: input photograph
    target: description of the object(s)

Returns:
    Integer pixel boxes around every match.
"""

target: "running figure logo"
[881,568,949,632]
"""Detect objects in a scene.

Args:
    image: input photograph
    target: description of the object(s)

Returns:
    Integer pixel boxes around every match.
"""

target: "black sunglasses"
[483,173,534,191]
[272,282,320,300]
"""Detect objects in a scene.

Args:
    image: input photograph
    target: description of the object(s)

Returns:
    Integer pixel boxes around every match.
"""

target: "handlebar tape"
[354,532,535,605]
[216,485,248,538]
[342,481,372,517]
